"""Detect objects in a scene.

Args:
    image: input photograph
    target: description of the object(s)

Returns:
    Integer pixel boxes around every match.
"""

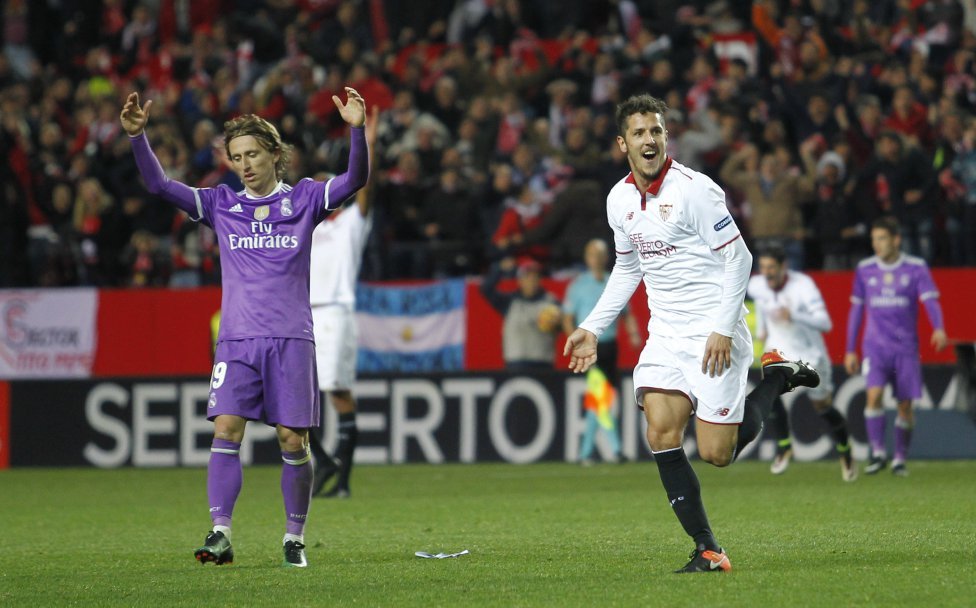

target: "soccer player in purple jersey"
[844,216,947,477]
[120,88,369,567]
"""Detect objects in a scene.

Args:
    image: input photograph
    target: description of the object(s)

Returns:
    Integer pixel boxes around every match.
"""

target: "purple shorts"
[208,337,320,428]
[863,347,922,401]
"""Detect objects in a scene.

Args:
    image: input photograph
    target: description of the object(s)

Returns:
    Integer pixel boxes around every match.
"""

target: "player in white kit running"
[748,245,856,481]
[563,94,819,573]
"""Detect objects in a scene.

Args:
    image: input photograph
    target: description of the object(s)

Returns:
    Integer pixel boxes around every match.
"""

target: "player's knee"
[699,446,733,468]
[276,426,308,452]
[645,427,682,452]
[213,419,245,443]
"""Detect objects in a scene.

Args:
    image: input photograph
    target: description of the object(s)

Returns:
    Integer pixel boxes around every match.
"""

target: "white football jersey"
[309,204,372,306]
[747,269,831,363]
[603,158,747,338]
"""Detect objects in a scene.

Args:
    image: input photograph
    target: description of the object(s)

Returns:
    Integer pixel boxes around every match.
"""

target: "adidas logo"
[229,203,243,213]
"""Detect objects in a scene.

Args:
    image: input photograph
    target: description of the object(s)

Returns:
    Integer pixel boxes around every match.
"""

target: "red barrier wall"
[93,287,221,377]
[89,270,976,377]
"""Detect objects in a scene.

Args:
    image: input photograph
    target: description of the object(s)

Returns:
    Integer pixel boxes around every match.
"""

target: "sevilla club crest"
[659,203,673,222]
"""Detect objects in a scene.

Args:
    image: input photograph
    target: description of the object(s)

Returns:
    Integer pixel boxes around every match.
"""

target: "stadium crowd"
[2,0,976,288]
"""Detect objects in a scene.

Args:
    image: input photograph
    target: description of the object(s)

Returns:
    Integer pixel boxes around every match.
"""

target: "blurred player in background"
[562,239,642,464]
[845,216,947,477]
[121,87,369,568]
[748,245,856,481]
[564,94,819,573]
[308,106,379,499]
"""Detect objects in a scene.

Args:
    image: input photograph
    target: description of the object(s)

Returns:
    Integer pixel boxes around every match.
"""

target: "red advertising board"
[74,269,976,377]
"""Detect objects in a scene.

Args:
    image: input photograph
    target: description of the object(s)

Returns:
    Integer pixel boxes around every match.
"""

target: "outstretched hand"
[563,328,598,373]
[120,92,153,137]
[333,87,366,128]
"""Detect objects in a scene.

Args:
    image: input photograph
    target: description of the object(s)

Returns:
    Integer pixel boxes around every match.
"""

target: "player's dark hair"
[758,244,787,264]
[872,215,901,237]
[223,114,292,179]
[615,94,669,136]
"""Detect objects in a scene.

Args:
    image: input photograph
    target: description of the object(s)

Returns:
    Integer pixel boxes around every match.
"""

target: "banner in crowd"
[5,367,974,468]
[355,279,466,372]
[0,289,98,379]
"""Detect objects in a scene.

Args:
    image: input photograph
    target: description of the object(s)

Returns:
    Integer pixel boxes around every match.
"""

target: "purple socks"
[208,439,243,528]
[281,447,313,536]
[864,409,886,456]
[894,416,913,462]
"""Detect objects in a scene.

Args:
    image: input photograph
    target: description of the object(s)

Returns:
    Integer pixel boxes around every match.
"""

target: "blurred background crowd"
[3,0,976,288]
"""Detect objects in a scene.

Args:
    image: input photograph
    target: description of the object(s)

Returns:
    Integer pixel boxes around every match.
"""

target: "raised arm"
[326,87,370,208]
[355,105,380,216]
[120,92,200,218]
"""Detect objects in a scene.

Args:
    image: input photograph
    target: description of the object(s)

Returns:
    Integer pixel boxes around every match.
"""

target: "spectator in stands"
[942,117,976,265]
[3,0,976,286]
[720,143,812,269]
[481,257,561,371]
[492,181,551,267]
[516,179,609,271]
[857,130,937,261]
[421,167,481,277]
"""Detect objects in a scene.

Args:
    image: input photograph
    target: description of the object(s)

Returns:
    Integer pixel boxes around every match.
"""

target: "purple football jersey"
[196,179,333,341]
[129,126,368,344]
[850,254,939,353]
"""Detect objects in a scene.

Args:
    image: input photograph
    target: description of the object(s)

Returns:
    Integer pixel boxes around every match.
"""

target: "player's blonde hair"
[223,114,292,179]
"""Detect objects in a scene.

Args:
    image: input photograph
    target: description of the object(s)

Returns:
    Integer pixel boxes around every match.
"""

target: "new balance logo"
[229,203,243,213]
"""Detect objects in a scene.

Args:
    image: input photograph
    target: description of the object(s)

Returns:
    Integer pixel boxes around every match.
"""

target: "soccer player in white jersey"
[121,88,368,568]
[308,106,379,499]
[748,245,856,481]
[563,94,819,573]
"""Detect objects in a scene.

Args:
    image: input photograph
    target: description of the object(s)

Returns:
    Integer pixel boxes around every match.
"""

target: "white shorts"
[312,304,357,391]
[633,319,753,425]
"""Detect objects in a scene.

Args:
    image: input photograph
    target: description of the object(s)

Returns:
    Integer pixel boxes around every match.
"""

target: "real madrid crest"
[254,205,270,221]
[281,197,293,216]
[659,203,673,222]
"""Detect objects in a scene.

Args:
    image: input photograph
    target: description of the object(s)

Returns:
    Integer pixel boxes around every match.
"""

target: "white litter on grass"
[415,550,470,559]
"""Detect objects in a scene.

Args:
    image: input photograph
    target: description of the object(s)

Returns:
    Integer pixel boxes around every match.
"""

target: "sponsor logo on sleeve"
[713,215,733,231]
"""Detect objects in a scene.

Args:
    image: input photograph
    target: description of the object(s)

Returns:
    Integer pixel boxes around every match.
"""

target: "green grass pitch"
[1,461,974,607]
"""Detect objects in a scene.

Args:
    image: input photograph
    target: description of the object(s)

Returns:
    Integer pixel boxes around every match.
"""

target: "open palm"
[333,87,366,128]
